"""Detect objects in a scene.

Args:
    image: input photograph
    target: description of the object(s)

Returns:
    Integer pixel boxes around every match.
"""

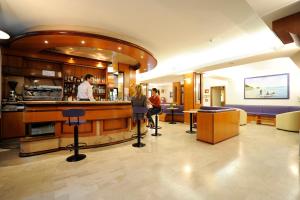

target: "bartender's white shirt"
[77,81,95,101]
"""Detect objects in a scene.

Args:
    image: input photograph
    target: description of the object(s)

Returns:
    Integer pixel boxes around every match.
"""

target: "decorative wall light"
[184,78,192,84]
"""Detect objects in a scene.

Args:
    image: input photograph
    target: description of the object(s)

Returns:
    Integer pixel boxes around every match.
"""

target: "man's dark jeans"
[147,107,161,125]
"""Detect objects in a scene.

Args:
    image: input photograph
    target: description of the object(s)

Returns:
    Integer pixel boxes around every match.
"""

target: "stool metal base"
[132,143,146,148]
[186,130,196,134]
[151,133,162,136]
[66,154,86,162]
[150,126,162,129]
[169,122,176,124]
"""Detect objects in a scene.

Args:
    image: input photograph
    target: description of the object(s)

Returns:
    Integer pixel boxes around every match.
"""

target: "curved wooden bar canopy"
[7,30,157,73]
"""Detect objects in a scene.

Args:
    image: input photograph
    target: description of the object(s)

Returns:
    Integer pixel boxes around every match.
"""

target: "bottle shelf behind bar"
[63,75,107,101]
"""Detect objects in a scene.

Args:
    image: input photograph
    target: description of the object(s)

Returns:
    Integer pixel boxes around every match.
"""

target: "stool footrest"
[150,126,162,129]
[132,134,145,139]
[65,143,87,151]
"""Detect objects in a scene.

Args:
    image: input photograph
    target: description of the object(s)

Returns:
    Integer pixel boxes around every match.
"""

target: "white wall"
[149,83,173,103]
[204,58,300,106]
[202,77,228,106]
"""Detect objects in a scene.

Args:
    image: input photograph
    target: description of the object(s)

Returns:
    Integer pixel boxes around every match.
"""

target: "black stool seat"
[62,109,87,162]
[150,111,162,130]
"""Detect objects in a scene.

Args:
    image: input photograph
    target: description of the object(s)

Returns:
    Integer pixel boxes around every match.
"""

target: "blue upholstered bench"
[160,104,184,122]
[225,104,300,125]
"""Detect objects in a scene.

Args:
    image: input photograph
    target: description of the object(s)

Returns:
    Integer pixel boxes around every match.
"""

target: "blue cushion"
[225,104,300,116]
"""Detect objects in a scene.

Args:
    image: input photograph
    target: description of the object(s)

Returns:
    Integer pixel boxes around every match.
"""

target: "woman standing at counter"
[77,74,95,101]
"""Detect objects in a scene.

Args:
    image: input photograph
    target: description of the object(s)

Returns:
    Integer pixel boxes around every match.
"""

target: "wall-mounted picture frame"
[244,73,289,99]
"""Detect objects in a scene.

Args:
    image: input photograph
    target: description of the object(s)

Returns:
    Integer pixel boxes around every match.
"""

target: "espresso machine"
[8,81,18,102]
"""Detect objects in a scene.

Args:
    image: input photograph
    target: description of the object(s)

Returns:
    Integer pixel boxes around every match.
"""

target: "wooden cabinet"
[1,112,25,139]
[197,110,239,144]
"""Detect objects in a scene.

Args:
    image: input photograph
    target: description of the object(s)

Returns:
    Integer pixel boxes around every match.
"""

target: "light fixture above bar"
[0,30,10,39]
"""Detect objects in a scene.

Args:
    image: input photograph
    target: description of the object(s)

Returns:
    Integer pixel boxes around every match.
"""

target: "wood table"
[166,107,179,124]
[183,110,198,134]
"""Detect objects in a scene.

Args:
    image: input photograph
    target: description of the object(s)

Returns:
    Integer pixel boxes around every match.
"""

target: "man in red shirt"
[147,88,161,127]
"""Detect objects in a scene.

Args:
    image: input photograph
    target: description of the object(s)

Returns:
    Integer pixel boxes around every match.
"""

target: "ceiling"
[203,57,299,80]
[0,0,299,81]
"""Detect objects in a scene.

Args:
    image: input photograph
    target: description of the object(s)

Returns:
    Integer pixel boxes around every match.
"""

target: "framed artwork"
[244,73,289,99]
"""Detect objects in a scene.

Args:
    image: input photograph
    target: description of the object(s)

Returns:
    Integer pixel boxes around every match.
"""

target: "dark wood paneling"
[1,112,26,138]
[2,55,23,68]
[103,118,127,132]
[273,12,300,44]
[3,49,109,69]
[62,121,95,136]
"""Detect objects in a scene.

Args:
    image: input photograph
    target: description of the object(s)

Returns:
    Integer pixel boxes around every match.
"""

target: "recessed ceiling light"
[141,55,144,59]
[44,40,48,44]
[81,40,85,44]
[0,30,10,39]
[118,46,122,50]
[69,58,75,63]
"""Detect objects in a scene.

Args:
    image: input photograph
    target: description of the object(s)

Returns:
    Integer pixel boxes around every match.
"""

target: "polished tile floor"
[0,122,299,200]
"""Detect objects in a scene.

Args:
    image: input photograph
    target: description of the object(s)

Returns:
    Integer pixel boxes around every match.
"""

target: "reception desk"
[197,107,240,144]
[1,101,144,156]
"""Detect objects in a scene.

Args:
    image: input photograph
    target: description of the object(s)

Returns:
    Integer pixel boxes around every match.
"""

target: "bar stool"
[132,106,148,148]
[62,109,87,162]
[151,111,162,136]
[150,111,162,130]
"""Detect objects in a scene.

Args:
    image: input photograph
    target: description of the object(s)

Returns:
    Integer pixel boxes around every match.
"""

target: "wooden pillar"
[129,67,136,97]
[184,72,203,123]
[184,73,195,123]
[172,82,181,105]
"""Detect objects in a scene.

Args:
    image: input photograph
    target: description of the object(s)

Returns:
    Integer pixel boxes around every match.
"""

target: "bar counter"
[1,101,145,157]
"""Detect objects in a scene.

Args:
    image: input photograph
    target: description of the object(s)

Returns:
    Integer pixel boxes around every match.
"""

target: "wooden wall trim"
[273,12,300,44]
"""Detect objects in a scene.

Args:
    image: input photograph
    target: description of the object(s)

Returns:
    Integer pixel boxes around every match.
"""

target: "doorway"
[210,86,225,106]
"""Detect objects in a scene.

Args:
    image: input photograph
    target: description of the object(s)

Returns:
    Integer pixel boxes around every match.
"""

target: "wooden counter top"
[5,101,131,105]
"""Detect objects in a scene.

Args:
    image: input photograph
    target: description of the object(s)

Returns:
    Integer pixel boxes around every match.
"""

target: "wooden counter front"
[197,110,240,144]
[1,101,145,156]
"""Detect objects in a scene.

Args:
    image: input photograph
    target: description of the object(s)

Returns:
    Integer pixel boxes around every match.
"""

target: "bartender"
[77,74,95,101]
